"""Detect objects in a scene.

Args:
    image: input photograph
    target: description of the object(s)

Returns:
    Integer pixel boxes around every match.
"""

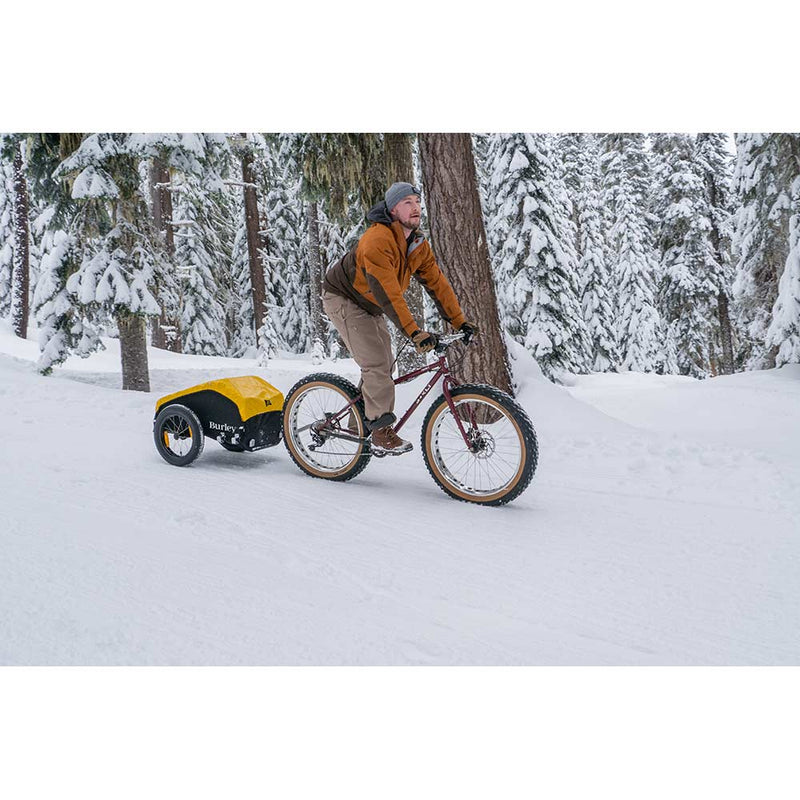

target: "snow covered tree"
[766,172,800,365]
[27,133,101,373]
[8,138,31,339]
[231,134,270,348]
[262,134,309,354]
[473,133,493,218]
[145,133,230,353]
[223,133,291,362]
[0,143,14,319]
[307,200,326,364]
[601,134,663,372]
[53,134,164,391]
[732,133,800,369]
[148,156,180,351]
[480,134,507,267]
[694,133,737,375]
[560,133,618,371]
[651,133,720,377]
[486,132,590,379]
[172,173,227,356]
[227,205,257,357]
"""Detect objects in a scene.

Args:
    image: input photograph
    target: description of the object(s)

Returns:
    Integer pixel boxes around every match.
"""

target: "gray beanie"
[385,182,421,212]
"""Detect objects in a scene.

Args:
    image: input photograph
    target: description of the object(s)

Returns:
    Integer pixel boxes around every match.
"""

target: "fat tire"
[154,403,205,467]
[282,372,372,482]
[421,383,538,506]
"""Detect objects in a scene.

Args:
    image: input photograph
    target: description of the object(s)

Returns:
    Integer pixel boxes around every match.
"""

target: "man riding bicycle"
[322,181,477,455]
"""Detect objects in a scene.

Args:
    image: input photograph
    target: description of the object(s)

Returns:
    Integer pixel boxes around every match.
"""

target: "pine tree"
[766,171,800,365]
[228,207,257,357]
[480,134,506,267]
[172,173,227,356]
[53,133,164,391]
[694,133,737,375]
[732,133,800,368]
[9,138,32,339]
[487,133,590,379]
[473,133,494,220]
[561,133,618,371]
[148,156,180,351]
[0,142,14,319]
[300,133,385,221]
[204,177,239,355]
[651,133,720,377]
[601,134,663,372]
[263,134,309,354]
[307,200,326,364]
[25,134,102,372]
[144,133,230,353]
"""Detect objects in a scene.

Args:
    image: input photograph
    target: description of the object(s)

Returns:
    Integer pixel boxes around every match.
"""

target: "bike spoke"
[431,397,523,497]
[288,384,364,474]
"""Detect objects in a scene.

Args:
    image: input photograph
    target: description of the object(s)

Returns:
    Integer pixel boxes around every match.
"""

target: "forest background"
[2,131,798,392]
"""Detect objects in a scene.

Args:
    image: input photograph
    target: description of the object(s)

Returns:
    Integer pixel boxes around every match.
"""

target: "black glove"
[459,321,478,345]
[411,329,439,354]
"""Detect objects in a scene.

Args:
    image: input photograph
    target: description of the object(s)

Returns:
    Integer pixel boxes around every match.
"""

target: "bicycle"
[281,332,538,506]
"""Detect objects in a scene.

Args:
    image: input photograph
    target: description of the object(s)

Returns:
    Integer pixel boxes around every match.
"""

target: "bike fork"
[442,375,475,448]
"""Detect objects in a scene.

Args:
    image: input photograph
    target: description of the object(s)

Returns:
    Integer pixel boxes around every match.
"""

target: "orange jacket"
[323,203,466,337]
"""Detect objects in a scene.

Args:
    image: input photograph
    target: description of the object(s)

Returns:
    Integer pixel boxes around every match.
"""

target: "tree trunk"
[241,145,267,337]
[307,201,326,359]
[117,310,151,392]
[700,146,735,376]
[716,290,734,375]
[384,133,426,373]
[149,158,181,352]
[11,140,30,340]
[418,133,513,394]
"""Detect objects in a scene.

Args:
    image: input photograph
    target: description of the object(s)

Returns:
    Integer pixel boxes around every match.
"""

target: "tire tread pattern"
[420,383,538,506]
[282,372,372,482]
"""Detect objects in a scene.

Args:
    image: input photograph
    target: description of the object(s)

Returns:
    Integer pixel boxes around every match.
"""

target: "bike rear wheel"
[421,384,537,506]
[282,373,371,481]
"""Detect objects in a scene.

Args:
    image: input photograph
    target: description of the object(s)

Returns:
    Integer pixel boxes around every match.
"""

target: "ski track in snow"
[1,330,799,665]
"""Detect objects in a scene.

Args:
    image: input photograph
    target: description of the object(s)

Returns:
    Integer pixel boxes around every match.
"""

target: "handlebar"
[433,331,472,354]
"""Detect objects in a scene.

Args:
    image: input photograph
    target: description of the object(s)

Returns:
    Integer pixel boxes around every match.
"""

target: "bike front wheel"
[421,384,537,506]
[282,373,372,482]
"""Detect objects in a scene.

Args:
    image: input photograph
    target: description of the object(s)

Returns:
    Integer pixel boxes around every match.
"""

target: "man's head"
[385,182,422,232]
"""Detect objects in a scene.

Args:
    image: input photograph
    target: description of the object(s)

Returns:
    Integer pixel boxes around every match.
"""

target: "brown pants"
[322,290,395,421]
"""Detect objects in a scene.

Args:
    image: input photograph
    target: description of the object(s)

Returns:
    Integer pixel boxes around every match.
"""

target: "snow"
[1,324,799,665]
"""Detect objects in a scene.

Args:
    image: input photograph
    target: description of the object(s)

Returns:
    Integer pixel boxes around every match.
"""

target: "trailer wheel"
[154,404,205,466]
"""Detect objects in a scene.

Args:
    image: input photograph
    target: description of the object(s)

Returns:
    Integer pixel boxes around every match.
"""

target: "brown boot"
[371,426,413,455]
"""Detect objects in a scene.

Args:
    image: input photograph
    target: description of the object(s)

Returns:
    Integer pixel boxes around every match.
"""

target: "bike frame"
[327,351,474,445]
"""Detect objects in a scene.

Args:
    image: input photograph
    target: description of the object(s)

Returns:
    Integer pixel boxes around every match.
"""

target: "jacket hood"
[366,200,394,225]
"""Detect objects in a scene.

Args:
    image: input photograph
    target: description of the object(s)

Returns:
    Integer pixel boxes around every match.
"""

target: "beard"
[401,215,421,231]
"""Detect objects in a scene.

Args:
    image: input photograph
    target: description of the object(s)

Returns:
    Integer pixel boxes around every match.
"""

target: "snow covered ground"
[1,321,798,665]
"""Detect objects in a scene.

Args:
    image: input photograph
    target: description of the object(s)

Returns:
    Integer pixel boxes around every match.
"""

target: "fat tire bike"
[282,332,538,506]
